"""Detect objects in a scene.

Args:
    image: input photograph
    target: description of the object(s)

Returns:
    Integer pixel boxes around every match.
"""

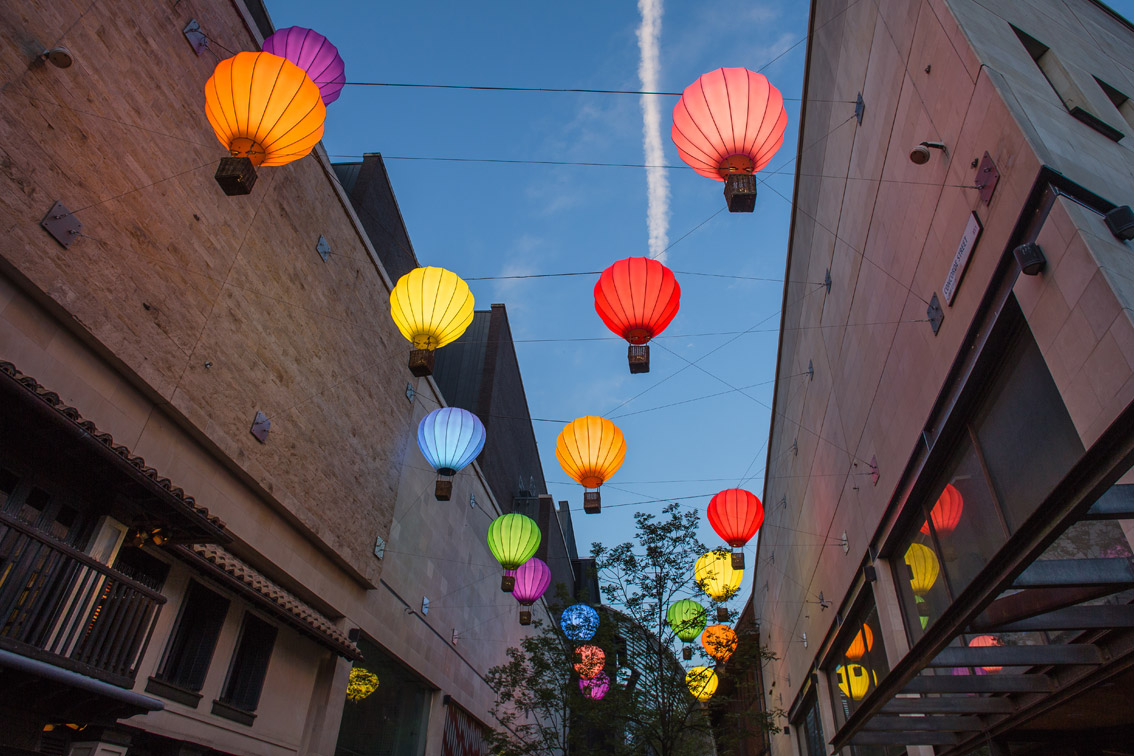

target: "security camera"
[910,141,946,164]
[41,47,73,68]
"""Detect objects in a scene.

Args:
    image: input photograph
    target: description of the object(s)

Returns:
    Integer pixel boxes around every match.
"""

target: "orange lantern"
[920,483,964,536]
[701,625,738,663]
[968,635,1002,673]
[574,645,606,680]
[205,51,327,195]
[845,625,874,662]
[556,416,626,514]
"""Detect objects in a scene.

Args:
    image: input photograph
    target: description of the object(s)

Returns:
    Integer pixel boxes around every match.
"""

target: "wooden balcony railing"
[0,511,166,687]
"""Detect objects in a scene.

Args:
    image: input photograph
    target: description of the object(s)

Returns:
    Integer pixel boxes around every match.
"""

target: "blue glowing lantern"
[417,407,486,501]
[561,604,600,642]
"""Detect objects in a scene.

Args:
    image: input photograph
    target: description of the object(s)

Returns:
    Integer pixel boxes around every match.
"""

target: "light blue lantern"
[418,407,486,501]
[561,604,599,642]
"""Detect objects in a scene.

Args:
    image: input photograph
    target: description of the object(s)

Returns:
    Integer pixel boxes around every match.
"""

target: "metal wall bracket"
[250,410,271,443]
[421,596,430,615]
[405,383,415,402]
[975,152,1000,205]
[792,438,798,456]
[182,19,209,56]
[41,201,81,248]
[807,360,814,381]
[824,268,832,293]
[780,495,787,509]
[927,293,944,334]
[469,493,477,509]
[316,235,330,262]
[869,454,879,485]
[855,93,865,124]
[451,629,460,644]
[374,536,386,559]
[841,531,850,554]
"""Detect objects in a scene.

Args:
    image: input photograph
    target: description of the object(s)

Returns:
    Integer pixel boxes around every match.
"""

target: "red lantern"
[707,489,764,570]
[968,635,1002,673]
[920,484,963,536]
[594,257,680,374]
[574,645,606,680]
[845,625,874,662]
[671,68,787,213]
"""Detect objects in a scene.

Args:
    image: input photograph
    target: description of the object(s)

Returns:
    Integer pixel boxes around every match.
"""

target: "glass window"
[795,693,825,756]
[336,637,434,756]
[219,612,277,712]
[827,599,889,726]
[157,580,230,692]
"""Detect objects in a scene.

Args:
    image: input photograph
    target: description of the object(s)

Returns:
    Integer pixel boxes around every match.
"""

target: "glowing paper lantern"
[556,417,626,514]
[561,604,600,642]
[390,267,475,377]
[574,645,606,679]
[702,624,738,663]
[905,543,940,596]
[511,557,551,625]
[262,26,346,105]
[594,257,681,374]
[417,407,485,500]
[694,551,743,616]
[920,484,964,536]
[671,67,787,212]
[487,514,540,592]
[204,52,326,195]
[579,671,610,700]
[836,664,877,701]
[845,625,874,662]
[667,600,707,659]
[346,667,379,702]
[969,635,1003,673]
[686,666,718,702]
[915,595,929,630]
[707,488,764,569]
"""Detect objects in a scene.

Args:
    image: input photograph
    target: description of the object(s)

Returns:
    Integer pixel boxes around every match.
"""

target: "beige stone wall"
[757,0,1134,751]
[0,0,544,752]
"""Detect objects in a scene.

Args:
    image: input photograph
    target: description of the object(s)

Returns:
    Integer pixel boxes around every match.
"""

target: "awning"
[179,543,360,660]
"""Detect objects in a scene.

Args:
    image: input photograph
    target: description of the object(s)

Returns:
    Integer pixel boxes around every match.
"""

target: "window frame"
[148,579,231,706]
[212,610,279,723]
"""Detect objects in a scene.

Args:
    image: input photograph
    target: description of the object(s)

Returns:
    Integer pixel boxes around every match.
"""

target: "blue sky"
[263,1,1134,617]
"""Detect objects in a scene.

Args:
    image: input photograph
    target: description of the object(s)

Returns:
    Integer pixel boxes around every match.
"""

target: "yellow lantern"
[204,51,326,194]
[694,551,742,621]
[835,664,877,701]
[845,625,874,662]
[556,417,626,514]
[686,666,718,702]
[346,667,379,702]
[905,543,940,596]
[390,267,475,377]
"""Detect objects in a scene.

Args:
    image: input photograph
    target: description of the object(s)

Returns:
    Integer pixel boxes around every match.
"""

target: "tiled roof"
[0,361,227,537]
[186,543,360,660]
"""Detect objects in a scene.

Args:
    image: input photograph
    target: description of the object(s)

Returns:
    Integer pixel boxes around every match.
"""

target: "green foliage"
[486,503,783,756]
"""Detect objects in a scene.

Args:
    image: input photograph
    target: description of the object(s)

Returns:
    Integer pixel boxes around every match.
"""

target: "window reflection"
[827,600,888,727]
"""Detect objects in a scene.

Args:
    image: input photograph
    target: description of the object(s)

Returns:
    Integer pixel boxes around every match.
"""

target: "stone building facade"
[0,2,559,755]
[755,0,1134,754]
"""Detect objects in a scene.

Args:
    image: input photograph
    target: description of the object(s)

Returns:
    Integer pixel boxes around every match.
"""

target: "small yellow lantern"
[835,664,877,701]
[390,267,475,377]
[904,543,940,596]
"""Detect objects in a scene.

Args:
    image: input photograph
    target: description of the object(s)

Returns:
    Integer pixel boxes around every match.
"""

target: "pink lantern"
[579,671,610,700]
[262,27,346,106]
[510,558,551,625]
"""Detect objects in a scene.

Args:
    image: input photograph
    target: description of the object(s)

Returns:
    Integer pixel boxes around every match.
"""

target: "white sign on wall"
[942,212,983,305]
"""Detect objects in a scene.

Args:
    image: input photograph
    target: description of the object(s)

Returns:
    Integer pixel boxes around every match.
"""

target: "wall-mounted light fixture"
[1013,242,1046,276]
[40,47,73,68]
[909,141,947,165]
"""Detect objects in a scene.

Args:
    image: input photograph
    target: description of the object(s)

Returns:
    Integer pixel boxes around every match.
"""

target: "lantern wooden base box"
[628,344,650,374]
[716,607,728,622]
[435,480,453,501]
[215,157,258,196]
[409,349,435,377]
[683,647,692,660]
[724,174,757,213]
[584,491,601,514]
[501,574,515,592]
[519,610,532,626]
[731,551,744,570]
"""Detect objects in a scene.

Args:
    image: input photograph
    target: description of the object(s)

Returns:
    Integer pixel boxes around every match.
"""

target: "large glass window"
[336,637,434,756]
[156,580,230,693]
[892,298,1084,642]
[826,597,889,726]
[794,692,825,756]
[218,612,277,713]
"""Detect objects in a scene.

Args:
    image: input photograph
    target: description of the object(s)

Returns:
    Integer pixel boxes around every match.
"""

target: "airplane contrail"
[637,0,669,262]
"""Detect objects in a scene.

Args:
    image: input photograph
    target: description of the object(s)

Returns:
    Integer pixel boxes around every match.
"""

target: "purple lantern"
[511,558,551,625]
[262,27,346,105]
[579,671,610,700]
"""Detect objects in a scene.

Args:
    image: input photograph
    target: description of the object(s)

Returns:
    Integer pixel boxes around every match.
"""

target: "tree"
[486,503,782,756]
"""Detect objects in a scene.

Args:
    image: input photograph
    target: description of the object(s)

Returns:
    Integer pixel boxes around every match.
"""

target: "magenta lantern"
[579,671,610,701]
[510,557,551,625]
[262,27,346,106]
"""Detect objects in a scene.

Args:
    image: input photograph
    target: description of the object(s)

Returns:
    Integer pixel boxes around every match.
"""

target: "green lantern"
[488,513,541,592]
[667,600,707,658]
